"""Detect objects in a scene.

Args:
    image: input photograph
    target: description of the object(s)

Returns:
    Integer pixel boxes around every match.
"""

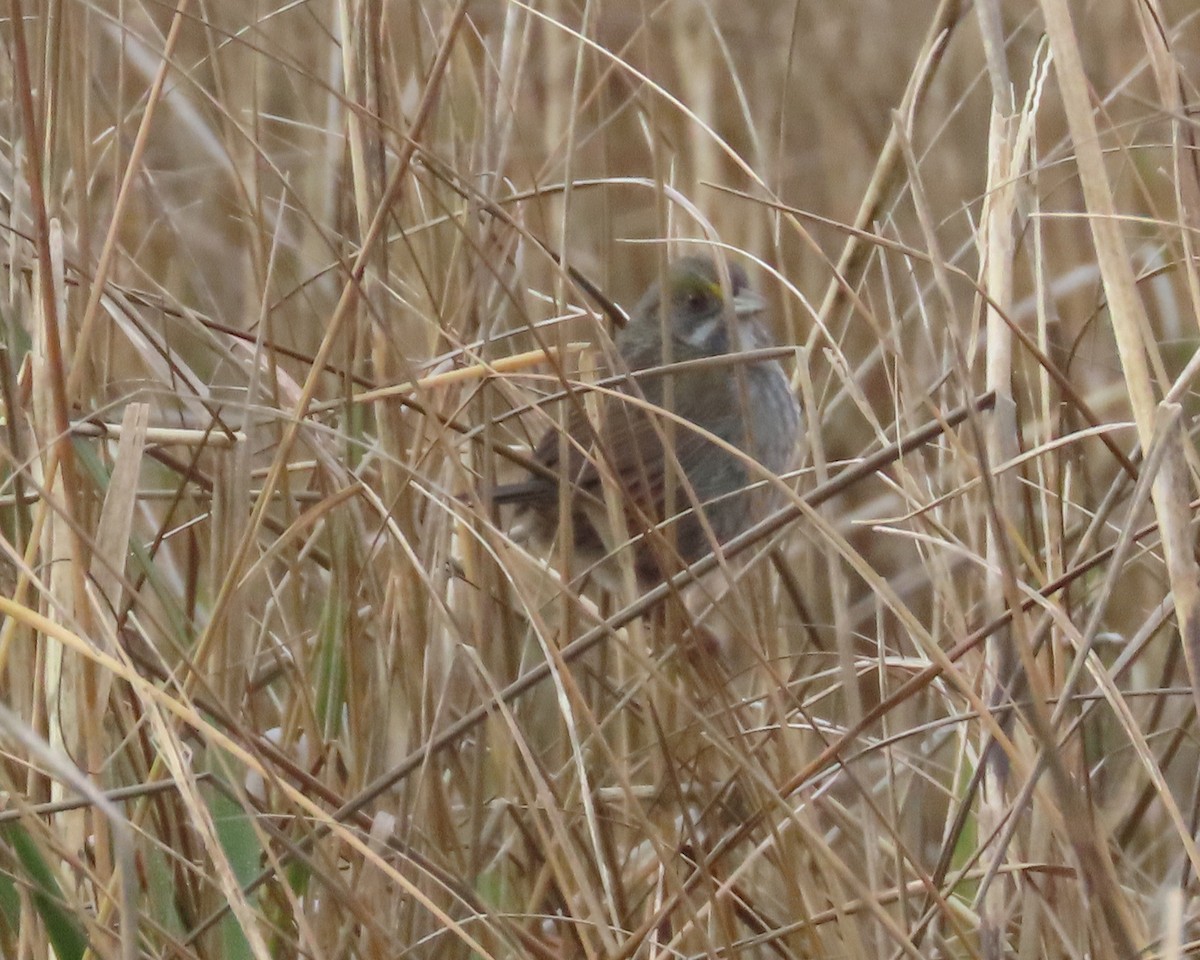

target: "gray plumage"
[491,255,801,586]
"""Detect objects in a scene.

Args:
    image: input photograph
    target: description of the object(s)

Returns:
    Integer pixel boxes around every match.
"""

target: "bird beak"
[732,288,766,317]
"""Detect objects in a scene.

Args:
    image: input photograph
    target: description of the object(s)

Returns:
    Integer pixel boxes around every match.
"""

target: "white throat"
[682,314,725,350]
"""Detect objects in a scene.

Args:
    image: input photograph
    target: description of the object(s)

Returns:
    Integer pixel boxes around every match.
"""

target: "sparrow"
[490,254,801,587]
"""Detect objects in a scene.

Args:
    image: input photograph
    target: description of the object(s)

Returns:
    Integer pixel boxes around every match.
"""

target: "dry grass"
[1,0,1200,957]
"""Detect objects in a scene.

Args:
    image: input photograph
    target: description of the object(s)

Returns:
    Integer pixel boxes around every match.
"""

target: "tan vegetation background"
[2,0,1200,957]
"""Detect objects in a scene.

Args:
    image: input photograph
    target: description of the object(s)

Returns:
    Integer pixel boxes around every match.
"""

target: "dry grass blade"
[3,3,1200,958]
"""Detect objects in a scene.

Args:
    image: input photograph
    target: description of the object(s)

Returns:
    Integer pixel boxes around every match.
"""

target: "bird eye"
[685,290,708,311]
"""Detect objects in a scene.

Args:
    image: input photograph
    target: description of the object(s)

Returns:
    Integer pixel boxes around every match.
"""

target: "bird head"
[623,255,766,359]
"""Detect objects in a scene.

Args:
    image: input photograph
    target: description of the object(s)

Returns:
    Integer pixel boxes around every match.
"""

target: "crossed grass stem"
[184,389,997,944]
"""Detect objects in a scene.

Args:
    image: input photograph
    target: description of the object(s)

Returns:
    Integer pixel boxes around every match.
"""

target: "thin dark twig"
[184,390,996,943]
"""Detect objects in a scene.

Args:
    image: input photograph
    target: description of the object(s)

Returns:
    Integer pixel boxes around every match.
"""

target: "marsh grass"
[2,1,1200,957]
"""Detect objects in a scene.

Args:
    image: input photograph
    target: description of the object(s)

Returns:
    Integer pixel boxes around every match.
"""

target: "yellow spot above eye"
[675,275,723,300]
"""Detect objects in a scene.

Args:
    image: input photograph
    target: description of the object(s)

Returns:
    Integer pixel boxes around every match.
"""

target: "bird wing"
[491,366,745,528]
[537,376,730,514]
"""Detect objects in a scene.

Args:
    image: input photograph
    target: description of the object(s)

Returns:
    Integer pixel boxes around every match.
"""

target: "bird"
[488,254,801,588]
